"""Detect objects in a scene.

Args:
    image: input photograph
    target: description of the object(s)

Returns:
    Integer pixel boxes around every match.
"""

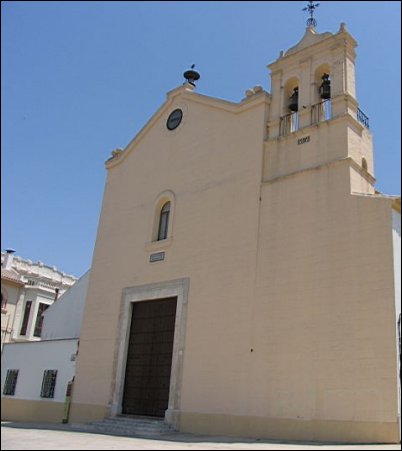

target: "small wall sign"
[297,136,310,145]
[150,251,165,263]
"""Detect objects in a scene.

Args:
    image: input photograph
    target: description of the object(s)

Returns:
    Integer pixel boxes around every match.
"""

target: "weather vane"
[303,1,320,28]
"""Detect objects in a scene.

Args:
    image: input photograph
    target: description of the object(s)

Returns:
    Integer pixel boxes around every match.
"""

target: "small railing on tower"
[311,99,331,124]
[276,103,370,138]
[357,108,369,129]
[279,112,299,136]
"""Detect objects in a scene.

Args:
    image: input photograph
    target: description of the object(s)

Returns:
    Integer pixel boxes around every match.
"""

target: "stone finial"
[111,148,123,158]
[339,22,347,33]
[243,86,265,101]
[106,148,124,164]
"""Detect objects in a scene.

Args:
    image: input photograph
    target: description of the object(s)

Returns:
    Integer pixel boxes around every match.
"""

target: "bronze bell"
[289,87,299,112]
[319,73,331,99]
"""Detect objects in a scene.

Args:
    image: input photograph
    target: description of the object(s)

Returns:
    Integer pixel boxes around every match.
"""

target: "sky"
[1,1,401,278]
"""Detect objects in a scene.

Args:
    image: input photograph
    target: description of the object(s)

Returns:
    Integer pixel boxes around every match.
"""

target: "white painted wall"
[1,339,78,403]
[41,271,90,340]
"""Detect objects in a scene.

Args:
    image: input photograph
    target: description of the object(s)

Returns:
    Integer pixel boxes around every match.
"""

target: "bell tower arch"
[265,23,375,194]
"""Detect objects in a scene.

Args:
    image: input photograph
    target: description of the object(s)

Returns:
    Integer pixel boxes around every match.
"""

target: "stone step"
[93,419,166,427]
[92,423,171,433]
[95,419,171,429]
[96,417,167,427]
[72,416,174,437]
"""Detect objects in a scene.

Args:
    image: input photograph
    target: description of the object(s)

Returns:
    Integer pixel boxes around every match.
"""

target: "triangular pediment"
[106,83,269,168]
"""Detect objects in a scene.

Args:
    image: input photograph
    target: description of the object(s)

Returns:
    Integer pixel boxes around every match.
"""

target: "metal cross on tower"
[303,1,320,28]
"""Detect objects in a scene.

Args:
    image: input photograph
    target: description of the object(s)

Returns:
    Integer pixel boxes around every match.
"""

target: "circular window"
[166,109,183,130]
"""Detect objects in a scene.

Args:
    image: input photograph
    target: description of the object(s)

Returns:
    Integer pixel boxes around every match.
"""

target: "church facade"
[70,23,401,443]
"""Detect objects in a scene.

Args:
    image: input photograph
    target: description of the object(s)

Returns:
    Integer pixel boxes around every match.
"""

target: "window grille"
[40,370,57,398]
[3,369,19,396]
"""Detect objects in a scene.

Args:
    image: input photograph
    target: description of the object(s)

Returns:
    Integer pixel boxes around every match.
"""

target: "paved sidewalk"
[1,422,400,450]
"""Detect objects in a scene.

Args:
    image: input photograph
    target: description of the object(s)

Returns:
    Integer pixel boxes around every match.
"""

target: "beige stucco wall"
[179,412,398,443]
[69,26,399,444]
[173,161,399,443]
[1,398,65,423]
[70,89,399,443]
[254,164,397,435]
[70,90,269,420]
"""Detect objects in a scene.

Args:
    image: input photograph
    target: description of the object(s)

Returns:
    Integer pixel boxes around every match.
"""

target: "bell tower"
[265,22,375,195]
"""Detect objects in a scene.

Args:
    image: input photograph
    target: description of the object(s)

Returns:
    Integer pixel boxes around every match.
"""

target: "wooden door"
[122,297,177,417]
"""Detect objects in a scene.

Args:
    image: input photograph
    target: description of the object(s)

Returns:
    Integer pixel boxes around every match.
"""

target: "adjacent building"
[1,270,89,422]
[1,250,77,348]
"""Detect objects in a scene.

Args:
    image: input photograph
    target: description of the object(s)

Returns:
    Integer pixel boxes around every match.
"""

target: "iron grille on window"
[3,369,19,396]
[40,370,57,398]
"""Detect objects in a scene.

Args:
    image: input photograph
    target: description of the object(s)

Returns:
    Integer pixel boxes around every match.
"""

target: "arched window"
[312,64,332,123]
[151,191,175,243]
[280,78,299,136]
[157,202,171,241]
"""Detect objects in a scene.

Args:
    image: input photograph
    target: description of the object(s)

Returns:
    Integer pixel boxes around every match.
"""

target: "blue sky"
[1,1,401,277]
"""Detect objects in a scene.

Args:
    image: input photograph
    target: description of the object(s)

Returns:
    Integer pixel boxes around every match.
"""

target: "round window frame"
[166,109,183,131]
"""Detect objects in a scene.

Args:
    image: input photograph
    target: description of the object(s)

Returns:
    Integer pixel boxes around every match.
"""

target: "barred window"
[40,370,57,398]
[3,369,19,396]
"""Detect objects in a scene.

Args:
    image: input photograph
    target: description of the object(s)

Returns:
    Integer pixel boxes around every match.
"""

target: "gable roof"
[105,83,271,169]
